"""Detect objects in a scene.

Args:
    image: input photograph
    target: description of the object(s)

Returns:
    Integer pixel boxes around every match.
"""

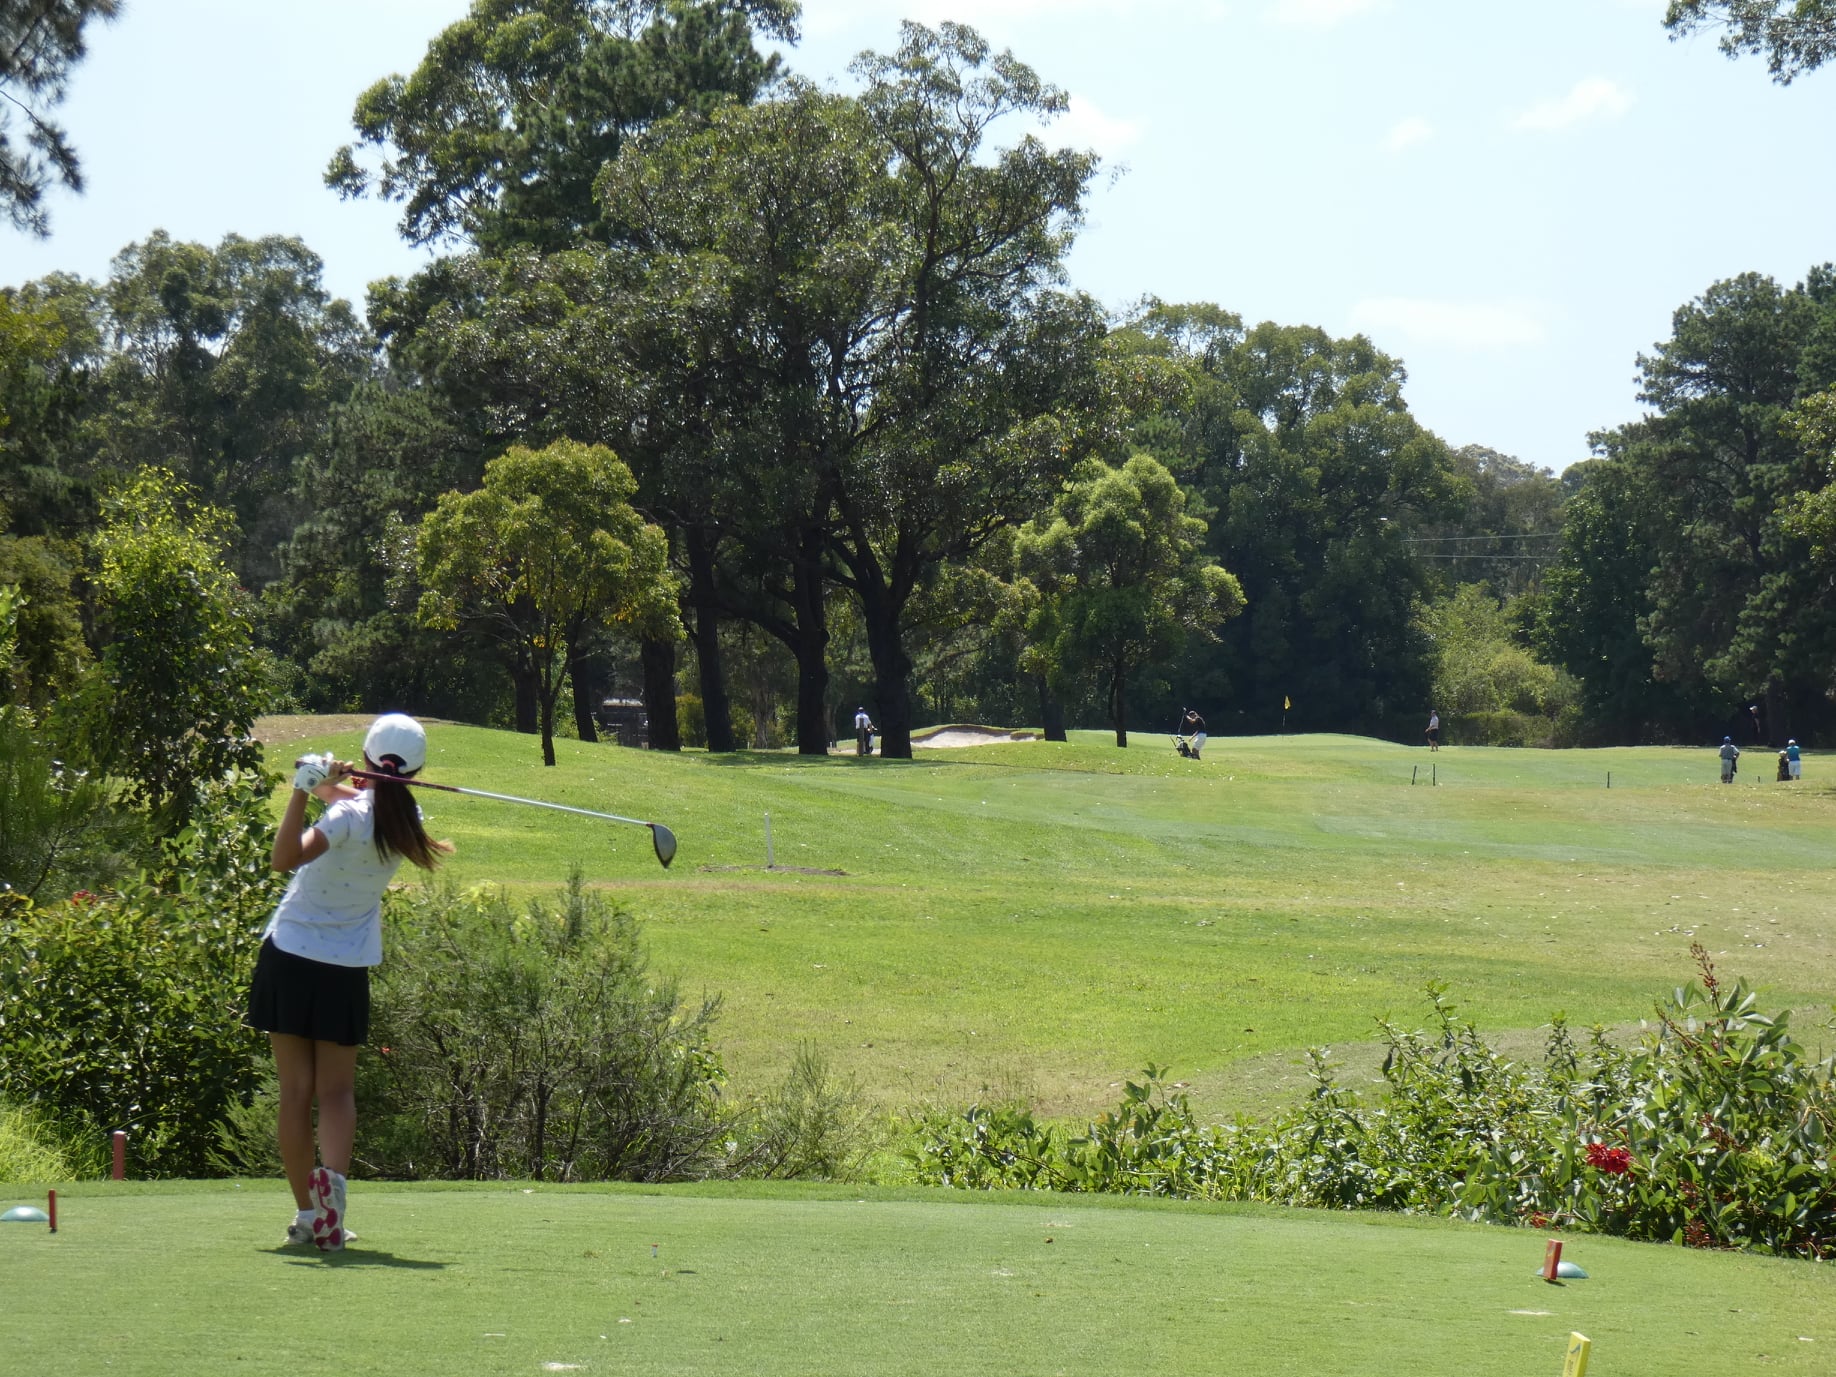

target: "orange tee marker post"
[1542,1238,1563,1282]
[1562,1332,1592,1377]
[47,1189,57,1233]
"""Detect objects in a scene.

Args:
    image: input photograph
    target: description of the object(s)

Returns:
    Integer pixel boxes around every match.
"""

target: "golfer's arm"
[270,789,331,873]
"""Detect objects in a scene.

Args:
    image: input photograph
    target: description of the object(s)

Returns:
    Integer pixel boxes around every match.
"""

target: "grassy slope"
[2,726,1819,1376]
[268,723,1836,1119]
[0,1181,1828,1377]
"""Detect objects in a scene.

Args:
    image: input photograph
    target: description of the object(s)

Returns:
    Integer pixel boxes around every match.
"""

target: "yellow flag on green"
[1283,696,1291,711]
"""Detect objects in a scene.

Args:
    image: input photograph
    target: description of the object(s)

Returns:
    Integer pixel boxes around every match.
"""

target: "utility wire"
[1401,533,1561,544]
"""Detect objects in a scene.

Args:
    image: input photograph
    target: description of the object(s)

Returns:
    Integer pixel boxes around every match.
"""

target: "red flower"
[1584,1142,1632,1175]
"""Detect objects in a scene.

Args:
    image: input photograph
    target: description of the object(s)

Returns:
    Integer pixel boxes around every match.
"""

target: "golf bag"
[1172,734,1196,759]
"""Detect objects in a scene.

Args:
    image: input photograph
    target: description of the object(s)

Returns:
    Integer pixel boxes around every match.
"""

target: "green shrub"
[1456,947,1836,1256]
[360,871,728,1182]
[675,694,753,751]
[0,585,142,900]
[80,471,268,827]
[205,1072,286,1179]
[677,693,705,748]
[0,769,282,1177]
[0,699,140,900]
[0,1098,94,1182]
[1448,709,1551,747]
[723,1043,880,1181]
[907,953,1836,1260]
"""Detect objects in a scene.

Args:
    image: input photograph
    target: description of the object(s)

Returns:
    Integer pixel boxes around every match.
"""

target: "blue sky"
[6,0,1835,472]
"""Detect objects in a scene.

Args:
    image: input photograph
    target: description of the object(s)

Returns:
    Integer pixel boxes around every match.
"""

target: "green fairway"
[260,722,1836,1119]
[1,1181,1828,1377]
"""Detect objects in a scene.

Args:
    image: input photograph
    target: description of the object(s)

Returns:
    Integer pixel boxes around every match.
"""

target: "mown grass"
[0,1180,1829,1377]
[2,725,1823,1376]
[261,723,1836,1120]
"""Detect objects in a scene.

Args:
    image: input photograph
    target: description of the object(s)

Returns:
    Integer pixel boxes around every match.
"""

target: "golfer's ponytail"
[366,771,453,871]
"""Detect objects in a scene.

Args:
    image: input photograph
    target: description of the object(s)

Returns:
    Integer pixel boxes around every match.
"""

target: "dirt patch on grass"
[700,864,850,876]
[253,714,464,748]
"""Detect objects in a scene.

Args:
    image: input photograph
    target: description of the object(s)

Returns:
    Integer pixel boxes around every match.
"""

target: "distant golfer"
[246,714,452,1252]
[1787,738,1802,780]
[1718,735,1740,784]
[1750,704,1763,742]
[1425,709,1440,751]
[1182,708,1207,760]
[854,705,876,757]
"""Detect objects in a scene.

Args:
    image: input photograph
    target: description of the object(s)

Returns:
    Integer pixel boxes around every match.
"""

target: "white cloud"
[1270,0,1386,27]
[1052,93,1146,157]
[1348,297,1551,351]
[1511,78,1635,133]
[1382,116,1434,153]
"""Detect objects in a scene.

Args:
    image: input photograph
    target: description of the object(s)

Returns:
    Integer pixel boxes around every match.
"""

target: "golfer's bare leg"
[269,1033,317,1210]
[312,1040,360,1177]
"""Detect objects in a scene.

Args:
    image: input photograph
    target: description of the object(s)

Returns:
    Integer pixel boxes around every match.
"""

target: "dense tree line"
[1538,268,1836,745]
[6,1,1836,778]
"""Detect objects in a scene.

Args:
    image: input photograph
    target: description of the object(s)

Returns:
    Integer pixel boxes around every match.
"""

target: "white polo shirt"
[262,793,403,968]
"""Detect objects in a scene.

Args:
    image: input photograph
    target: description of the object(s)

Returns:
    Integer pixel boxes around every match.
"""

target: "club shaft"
[347,771,655,829]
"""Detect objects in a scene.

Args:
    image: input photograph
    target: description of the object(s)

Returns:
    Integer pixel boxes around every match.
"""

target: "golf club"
[337,768,677,868]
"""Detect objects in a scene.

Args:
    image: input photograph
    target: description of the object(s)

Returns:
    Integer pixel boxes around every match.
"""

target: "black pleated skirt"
[245,938,371,1046]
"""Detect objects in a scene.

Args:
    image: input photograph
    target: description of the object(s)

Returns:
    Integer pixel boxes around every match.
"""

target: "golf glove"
[293,753,333,791]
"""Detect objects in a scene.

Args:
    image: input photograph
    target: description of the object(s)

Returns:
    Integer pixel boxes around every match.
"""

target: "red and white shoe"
[308,1166,348,1251]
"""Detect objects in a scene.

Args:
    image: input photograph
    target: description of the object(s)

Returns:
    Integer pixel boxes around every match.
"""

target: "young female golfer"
[246,713,450,1250]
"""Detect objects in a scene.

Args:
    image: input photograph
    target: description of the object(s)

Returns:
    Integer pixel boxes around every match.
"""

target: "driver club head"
[650,823,678,868]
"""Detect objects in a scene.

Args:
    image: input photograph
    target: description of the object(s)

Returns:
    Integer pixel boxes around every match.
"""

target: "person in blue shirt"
[1718,736,1740,784]
[1787,738,1802,780]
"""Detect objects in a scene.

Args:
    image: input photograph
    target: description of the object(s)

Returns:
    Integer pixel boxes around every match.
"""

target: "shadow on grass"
[690,749,861,768]
[270,1248,448,1270]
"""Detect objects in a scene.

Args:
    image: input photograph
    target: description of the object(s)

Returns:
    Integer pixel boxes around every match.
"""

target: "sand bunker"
[914,726,1039,749]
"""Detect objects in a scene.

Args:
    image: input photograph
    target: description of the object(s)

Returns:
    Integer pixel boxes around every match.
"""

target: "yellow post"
[1562,1332,1591,1377]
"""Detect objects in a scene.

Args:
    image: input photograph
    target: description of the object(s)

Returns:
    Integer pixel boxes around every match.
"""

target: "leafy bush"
[205,1072,286,1179]
[0,769,282,1177]
[1449,709,1552,748]
[0,585,142,899]
[1421,584,1579,746]
[675,693,754,752]
[907,952,1836,1259]
[722,1043,880,1181]
[1456,948,1836,1256]
[0,696,139,900]
[360,872,729,1182]
[0,1097,94,1182]
[78,470,268,827]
